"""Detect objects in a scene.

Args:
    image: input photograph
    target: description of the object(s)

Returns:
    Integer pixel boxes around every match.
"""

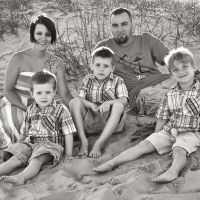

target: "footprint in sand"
[172,176,184,187]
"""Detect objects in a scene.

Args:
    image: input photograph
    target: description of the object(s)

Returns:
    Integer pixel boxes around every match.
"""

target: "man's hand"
[97,101,111,114]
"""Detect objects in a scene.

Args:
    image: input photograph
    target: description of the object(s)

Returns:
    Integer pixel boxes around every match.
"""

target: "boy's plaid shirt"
[78,73,129,104]
[20,100,76,147]
[156,79,200,133]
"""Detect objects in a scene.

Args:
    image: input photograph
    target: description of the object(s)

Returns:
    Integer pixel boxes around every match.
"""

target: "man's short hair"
[91,47,115,65]
[165,47,196,73]
[109,7,132,22]
[30,70,57,92]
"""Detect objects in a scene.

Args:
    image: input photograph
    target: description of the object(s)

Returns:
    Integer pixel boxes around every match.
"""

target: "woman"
[0,13,73,148]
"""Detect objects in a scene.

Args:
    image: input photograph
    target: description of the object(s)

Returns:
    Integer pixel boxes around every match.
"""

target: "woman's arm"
[56,59,73,108]
[4,53,27,111]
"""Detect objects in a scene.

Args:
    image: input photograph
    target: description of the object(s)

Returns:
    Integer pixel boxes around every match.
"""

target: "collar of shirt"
[88,72,114,83]
[32,99,57,112]
[171,78,200,91]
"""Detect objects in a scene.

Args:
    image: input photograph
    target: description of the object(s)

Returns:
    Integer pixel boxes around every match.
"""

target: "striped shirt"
[20,100,76,147]
[156,79,200,133]
[78,73,129,104]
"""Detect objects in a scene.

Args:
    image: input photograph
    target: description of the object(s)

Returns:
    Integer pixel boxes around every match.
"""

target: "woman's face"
[33,24,52,50]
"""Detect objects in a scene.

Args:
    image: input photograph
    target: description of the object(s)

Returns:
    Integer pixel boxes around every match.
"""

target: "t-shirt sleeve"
[147,33,169,65]
[61,107,77,135]
[155,93,170,119]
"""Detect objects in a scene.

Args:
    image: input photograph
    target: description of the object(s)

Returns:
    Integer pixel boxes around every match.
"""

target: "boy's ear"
[30,91,34,98]
[111,65,115,72]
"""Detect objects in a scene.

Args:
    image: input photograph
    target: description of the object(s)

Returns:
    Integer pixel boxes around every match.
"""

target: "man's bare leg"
[92,140,156,172]
[89,102,124,158]
[69,98,88,156]
[152,147,187,183]
[3,153,53,185]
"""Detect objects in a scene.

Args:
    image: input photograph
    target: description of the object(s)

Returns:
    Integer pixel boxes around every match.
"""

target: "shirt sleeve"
[147,33,169,65]
[77,75,89,98]
[155,93,170,119]
[61,107,77,135]
[20,109,31,136]
[115,77,129,100]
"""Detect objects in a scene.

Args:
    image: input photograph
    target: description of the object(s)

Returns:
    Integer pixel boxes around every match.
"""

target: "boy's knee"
[172,146,187,156]
[111,102,124,113]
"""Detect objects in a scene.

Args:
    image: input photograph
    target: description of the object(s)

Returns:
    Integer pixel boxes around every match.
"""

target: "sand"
[1,0,200,199]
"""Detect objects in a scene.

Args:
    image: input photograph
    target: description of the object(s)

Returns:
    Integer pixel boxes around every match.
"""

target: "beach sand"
[1,111,200,200]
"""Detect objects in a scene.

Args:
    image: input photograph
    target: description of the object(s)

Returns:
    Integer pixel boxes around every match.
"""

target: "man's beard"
[116,35,128,44]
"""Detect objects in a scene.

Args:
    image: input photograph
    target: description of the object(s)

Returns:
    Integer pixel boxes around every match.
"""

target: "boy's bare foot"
[151,168,178,183]
[3,175,26,185]
[78,142,89,156]
[92,160,115,173]
[89,144,102,158]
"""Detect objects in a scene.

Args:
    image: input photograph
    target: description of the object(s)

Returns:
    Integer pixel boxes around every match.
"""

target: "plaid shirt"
[20,100,76,147]
[78,73,128,104]
[156,79,200,133]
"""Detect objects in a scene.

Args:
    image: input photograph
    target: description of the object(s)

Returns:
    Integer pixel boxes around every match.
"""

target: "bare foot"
[92,160,115,173]
[151,168,178,183]
[3,175,26,185]
[0,176,5,181]
[89,144,102,158]
[78,142,89,156]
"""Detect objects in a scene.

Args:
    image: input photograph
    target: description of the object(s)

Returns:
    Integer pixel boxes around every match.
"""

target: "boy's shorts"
[83,109,125,134]
[146,129,200,155]
[3,141,64,167]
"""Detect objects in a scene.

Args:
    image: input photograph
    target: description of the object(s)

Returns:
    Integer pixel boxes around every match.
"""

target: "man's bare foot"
[78,141,89,156]
[151,168,178,183]
[3,175,26,185]
[92,160,115,173]
[89,144,102,158]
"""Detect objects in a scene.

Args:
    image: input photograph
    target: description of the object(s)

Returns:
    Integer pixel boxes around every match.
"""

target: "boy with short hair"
[93,47,200,183]
[0,70,76,185]
[70,47,128,158]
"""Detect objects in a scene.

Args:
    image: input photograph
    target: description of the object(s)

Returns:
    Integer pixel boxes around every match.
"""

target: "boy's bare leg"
[3,153,53,185]
[152,147,187,183]
[69,98,88,156]
[92,140,156,172]
[89,102,124,158]
[0,156,23,179]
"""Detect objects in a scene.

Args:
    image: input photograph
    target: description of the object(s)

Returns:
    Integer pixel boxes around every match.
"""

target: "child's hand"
[97,101,111,114]
[90,103,98,112]
[171,128,178,138]
[63,155,74,162]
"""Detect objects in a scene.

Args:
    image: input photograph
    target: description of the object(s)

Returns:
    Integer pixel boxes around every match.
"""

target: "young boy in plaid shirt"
[70,47,128,158]
[0,70,76,185]
[93,47,200,183]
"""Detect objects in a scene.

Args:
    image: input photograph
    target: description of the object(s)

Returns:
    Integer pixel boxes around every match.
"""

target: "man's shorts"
[3,141,64,167]
[83,109,125,134]
[145,129,200,155]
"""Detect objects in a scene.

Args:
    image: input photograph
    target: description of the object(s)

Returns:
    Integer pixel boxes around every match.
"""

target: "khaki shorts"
[3,141,64,167]
[146,129,200,155]
[84,109,125,134]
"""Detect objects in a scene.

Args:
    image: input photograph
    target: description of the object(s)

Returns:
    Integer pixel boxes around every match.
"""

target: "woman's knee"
[69,98,82,110]
[111,102,124,114]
